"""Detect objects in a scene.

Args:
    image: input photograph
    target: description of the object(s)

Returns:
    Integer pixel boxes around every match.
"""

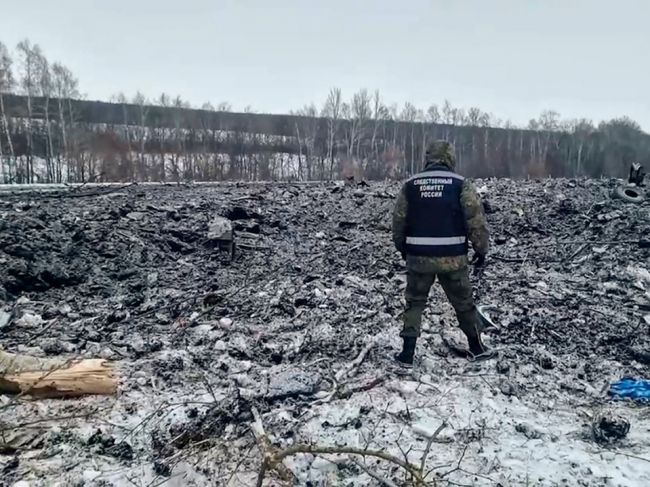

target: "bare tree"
[440,99,456,142]
[0,42,15,182]
[34,50,56,181]
[153,93,173,180]
[570,118,595,176]
[453,107,466,126]
[466,107,481,126]
[322,87,342,179]
[442,99,454,125]
[133,91,150,180]
[293,103,319,180]
[425,104,441,150]
[16,39,42,182]
[109,92,132,180]
[427,104,441,124]
[401,102,417,174]
[369,90,388,176]
[478,111,492,173]
[1,70,646,184]
[417,108,428,170]
[350,88,371,162]
[51,62,79,182]
[170,95,187,180]
[537,110,561,169]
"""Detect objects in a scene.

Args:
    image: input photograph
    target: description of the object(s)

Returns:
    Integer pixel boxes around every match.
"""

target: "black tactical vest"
[404,166,468,256]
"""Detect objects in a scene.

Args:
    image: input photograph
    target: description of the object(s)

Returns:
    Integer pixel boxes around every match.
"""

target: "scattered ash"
[1,179,649,486]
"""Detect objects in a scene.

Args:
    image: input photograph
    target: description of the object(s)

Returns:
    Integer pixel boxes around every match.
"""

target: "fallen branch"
[439,444,469,479]
[336,376,385,400]
[251,408,294,486]
[251,407,428,486]
[0,350,116,398]
[309,341,379,406]
[420,421,448,476]
[260,443,427,486]
[594,449,650,465]
[351,457,400,487]
[225,444,256,486]
[335,339,376,382]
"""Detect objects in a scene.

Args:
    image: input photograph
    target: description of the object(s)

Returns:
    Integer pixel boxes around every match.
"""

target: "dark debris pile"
[0,179,649,484]
[478,178,650,366]
[1,179,648,368]
[0,183,400,367]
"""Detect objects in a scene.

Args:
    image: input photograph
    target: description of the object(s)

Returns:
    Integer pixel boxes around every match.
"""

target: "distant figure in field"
[629,162,646,186]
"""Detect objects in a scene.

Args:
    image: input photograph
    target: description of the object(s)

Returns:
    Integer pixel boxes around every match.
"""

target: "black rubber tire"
[614,185,645,203]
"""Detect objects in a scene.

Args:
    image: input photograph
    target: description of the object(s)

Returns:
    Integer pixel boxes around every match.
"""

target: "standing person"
[629,162,646,186]
[392,140,491,365]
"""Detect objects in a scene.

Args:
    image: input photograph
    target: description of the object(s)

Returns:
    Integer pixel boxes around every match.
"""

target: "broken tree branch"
[420,420,448,476]
[0,350,116,398]
[351,457,400,487]
[250,406,429,486]
[335,339,376,381]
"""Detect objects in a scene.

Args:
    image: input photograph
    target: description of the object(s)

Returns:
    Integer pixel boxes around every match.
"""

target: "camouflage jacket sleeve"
[391,184,408,253]
[460,180,489,256]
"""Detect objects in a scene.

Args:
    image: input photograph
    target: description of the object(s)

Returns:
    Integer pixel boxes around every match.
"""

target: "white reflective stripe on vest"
[408,170,464,182]
[406,236,467,246]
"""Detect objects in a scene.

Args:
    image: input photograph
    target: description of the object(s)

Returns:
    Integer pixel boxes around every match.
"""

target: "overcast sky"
[2,0,649,130]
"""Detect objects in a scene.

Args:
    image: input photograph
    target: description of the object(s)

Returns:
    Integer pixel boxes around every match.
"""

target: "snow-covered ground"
[1,179,649,486]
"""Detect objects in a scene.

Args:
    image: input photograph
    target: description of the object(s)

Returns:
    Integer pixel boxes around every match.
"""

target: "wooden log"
[0,350,117,398]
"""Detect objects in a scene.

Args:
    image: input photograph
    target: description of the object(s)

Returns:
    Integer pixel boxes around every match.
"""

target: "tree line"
[1,39,649,184]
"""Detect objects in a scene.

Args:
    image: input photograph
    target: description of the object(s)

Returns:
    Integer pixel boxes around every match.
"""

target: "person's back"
[391,140,491,365]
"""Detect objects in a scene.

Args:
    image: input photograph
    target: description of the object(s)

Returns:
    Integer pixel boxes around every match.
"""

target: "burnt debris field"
[1,179,649,486]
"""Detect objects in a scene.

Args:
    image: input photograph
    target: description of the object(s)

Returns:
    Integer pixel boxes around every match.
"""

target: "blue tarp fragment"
[609,377,650,402]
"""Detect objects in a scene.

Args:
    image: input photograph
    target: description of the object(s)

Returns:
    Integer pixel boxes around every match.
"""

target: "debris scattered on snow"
[592,412,630,444]
[15,312,43,328]
[0,309,11,329]
[0,179,649,486]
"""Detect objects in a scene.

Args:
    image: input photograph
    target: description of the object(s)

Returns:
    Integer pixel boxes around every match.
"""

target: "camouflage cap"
[425,140,456,169]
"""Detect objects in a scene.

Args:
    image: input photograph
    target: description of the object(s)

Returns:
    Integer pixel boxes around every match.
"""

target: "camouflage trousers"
[401,266,480,339]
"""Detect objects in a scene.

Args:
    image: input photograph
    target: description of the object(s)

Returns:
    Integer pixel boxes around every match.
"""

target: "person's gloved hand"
[471,252,486,267]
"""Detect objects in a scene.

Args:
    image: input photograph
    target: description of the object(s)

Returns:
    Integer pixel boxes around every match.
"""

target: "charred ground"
[0,179,649,486]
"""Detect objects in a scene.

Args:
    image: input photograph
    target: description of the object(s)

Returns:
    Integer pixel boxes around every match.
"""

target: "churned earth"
[0,179,649,487]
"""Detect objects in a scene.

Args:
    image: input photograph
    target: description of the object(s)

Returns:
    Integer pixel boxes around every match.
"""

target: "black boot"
[467,335,494,360]
[394,337,417,366]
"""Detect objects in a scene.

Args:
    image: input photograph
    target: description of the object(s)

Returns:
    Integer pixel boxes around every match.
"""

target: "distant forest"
[1,39,649,184]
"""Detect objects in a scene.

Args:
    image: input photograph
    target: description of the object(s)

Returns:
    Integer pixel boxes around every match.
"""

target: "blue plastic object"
[609,377,650,402]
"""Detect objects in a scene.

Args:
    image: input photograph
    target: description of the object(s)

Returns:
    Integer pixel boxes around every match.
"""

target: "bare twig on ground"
[439,443,469,479]
[251,407,294,486]
[250,407,430,486]
[336,376,385,400]
[310,340,379,406]
[335,339,376,381]
[595,449,650,465]
[361,402,391,450]
[438,442,498,484]
[0,408,110,432]
[420,421,448,476]
[351,457,400,487]
[225,443,256,486]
